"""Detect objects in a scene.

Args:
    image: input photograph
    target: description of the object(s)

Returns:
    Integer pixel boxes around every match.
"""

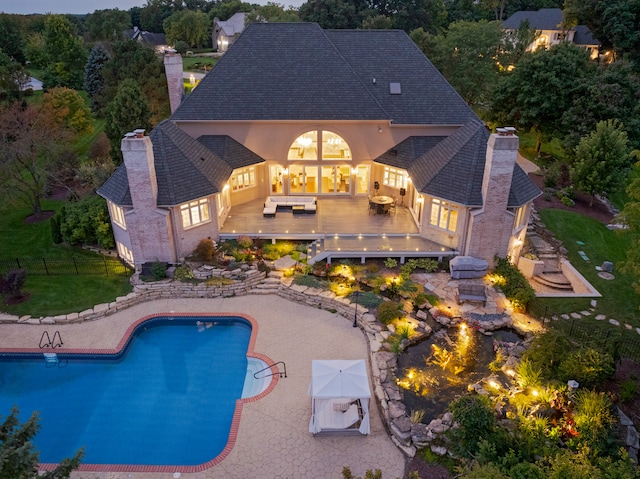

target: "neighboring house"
[125,26,168,53]
[98,23,540,269]
[502,8,599,59]
[213,12,248,52]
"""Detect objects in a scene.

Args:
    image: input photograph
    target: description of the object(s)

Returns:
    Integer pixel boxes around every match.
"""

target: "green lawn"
[517,130,566,166]
[182,56,217,72]
[0,200,132,316]
[535,209,640,326]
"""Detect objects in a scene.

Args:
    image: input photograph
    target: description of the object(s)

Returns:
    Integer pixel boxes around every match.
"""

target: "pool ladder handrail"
[254,361,287,379]
[39,330,63,349]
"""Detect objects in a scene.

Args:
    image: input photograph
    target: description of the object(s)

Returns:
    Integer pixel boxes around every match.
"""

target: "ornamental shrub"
[173,265,194,282]
[558,348,614,389]
[447,394,497,457]
[492,256,535,311]
[192,238,217,262]
[59,195,114,249]
[377,300,403,324]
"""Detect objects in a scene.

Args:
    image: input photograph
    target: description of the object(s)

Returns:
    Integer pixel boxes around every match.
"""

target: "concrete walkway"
[0,296,405,479]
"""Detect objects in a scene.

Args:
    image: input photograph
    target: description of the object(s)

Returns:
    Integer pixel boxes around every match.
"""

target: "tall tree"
[0,49,29,100]
[42,87,93,136]
[0,101,73,216]
[104,78,152,164]
[571,120,634,206]
[298,0,361,29]
[40,14,87,90]
[489,42,594,154]
[163,9,211,48]
[0,406,83,479]
[95,40,169,122]
[0,14,26,64]
[561,61,640,153]
[392,0,448,34]
[84,44,110,113]
[421,20,503,106]
[140,0,184,32]
[86,8,132,42]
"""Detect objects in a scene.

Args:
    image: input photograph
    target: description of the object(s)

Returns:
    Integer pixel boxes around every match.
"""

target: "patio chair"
[368,200,377,215]
[387,202,396,215]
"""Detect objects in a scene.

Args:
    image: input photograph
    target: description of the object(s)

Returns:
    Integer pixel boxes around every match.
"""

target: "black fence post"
[15,258,21,269]
[569,319,575,337]
[103,256,108,275]
[72,257,78,275]
[42,257,49,275]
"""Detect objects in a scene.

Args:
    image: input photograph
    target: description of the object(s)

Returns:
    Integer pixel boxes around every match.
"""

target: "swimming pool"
[0,314,274,471]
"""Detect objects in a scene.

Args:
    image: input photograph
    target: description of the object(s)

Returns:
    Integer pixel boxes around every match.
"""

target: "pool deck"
[0,295,406,479]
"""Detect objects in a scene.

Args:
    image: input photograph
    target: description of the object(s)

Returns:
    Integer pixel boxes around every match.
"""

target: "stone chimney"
[164,49,183,114]
[464,127,518,267]
[121,129,175,265]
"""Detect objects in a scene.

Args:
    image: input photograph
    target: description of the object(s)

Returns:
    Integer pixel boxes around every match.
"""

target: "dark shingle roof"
[197,135,265,170]
[374,122,540,207]
[502,8,563,31]
[97,164,132,206]
[98,121,265,207]
[171,23,477,125]
[574,25,598,46]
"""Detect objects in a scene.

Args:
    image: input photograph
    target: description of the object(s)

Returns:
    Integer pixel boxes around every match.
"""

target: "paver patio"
[0,295,406,479]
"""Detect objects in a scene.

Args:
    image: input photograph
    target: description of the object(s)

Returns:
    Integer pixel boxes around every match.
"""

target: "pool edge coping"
[2,311,279,474]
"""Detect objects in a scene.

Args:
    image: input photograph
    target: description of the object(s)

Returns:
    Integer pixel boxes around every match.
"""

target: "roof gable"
[172,23,477,125]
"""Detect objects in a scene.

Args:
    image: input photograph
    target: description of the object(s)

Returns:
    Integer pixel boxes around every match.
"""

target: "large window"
[512,205,527,232]
[117,242,134,266]
[180,198,210,229]
[430,198,458,233]
[287,130,351,161]
[108,201,126,230]
[383,166,407,189]
[230,167,256,191]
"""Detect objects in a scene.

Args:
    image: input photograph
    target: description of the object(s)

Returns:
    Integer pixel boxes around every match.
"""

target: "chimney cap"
[497,126,516,136]
[134,129,146,138]
[124,132,136,138]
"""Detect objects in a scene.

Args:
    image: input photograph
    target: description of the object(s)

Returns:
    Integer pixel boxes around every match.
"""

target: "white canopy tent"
[308,359,371,436]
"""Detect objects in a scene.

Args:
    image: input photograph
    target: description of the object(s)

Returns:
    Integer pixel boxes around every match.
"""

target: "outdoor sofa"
[263,196,317,216]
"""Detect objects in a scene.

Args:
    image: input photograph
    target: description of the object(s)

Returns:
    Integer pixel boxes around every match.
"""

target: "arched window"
[287,130,351,161]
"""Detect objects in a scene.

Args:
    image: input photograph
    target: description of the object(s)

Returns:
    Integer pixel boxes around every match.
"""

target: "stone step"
[532,273,572,290]
[262,276,282,284]
[256,282,281,289]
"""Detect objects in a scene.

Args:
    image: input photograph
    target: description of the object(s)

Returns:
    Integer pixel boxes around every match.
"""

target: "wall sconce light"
[351,167,357,174]
[377,126,383,133]
[223,184,230,191]
[283,168,289,175]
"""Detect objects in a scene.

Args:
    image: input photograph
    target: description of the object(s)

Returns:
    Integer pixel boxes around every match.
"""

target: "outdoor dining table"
[370,195,394,214]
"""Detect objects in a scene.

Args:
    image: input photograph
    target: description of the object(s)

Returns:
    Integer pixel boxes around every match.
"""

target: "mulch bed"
[529,173,615,225]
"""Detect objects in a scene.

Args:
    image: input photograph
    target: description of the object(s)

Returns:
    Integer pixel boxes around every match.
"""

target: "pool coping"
[1,312,279,474]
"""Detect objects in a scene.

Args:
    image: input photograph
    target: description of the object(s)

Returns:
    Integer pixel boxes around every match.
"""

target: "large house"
[98,22,540,269]
[213,13,248,52]
[503,8,599,59]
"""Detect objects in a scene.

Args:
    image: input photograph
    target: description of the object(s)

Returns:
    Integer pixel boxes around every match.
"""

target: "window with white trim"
[230,167,256,191]
[108,201,126,230]
[180,198,210,229]
[382,166,407,189]
[429,198,458,232]
[513,205,527,232]
[117,242,134,265]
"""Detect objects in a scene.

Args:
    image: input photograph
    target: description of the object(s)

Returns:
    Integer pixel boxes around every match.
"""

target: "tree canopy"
[40,14,88,90]
[85,8,132,42]
[489,42,594,154]
[163,9,211,48]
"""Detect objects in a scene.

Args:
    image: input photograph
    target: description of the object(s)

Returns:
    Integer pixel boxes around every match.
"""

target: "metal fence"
[528,300,640,362]
[0,257,133,277]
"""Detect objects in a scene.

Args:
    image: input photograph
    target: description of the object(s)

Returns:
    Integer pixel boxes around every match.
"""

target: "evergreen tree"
[0,406,83,479]
[84,44,110,113]
[571,119,634,206]
[104,78,151,164]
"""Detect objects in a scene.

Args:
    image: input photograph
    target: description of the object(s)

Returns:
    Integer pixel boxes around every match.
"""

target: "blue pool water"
[0,316,255,466]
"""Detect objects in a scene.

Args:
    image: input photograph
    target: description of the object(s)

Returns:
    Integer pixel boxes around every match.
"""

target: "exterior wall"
[175,121,458,169]
[164,51,184,114]
[419,197,468,252]
[169,195,221,260]
[122,131,176,266]
[464,132,518,267]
